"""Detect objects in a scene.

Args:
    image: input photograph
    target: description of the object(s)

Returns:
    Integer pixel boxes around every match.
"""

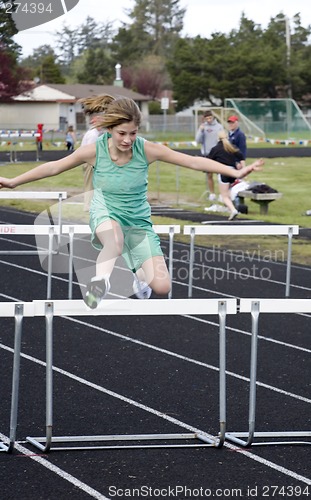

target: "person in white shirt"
[195,110,223,201]
[79,95,111,211]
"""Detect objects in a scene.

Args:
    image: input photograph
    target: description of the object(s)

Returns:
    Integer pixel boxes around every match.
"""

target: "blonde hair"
[78,94,114,115]
[218,130,239,154]
[79,94,142,128]
[98,96,142,129]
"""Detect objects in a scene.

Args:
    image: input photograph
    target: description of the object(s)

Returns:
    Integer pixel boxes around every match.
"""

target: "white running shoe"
[133,280,152,299]
[228,209,239,221]
[84,276,111,309]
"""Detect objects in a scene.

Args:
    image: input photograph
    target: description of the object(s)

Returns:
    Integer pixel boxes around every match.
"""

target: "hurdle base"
[26,432,222,452]
[226,431,311,447]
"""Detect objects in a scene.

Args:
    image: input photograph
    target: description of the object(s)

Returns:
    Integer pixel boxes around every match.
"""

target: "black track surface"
[0,207,310,500]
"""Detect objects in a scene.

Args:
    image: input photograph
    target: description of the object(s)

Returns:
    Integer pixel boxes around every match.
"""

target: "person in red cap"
[227,115,247,159]
[36,123,44,151]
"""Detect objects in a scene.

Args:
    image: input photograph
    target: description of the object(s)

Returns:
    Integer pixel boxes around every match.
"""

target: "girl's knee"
[151,278,171,296]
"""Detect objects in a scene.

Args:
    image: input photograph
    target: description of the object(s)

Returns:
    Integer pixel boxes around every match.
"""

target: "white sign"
[161,97,169,110]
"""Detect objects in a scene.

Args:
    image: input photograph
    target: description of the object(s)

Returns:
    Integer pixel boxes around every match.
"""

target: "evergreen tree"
[21,45,65,83]
[77,48,114,84]
[168,12,311,110]
[76,16,115,53]
[116,0,185,60]
[54,24,79,67]
[0,0,20,53]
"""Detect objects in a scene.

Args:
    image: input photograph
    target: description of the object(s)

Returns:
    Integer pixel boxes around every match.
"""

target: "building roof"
[14,83,151,103]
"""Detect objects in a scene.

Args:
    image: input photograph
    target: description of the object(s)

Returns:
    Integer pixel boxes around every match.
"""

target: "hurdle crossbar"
[63,224,180,299]
[0,302,34,453]
[225,298,311,447]
[23,298,236,452]
[183,225,299,298]
[0,191,67,249]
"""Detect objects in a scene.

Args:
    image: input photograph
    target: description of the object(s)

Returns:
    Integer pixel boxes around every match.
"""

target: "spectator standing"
[227,115,247,159]
[195,110,223,201]
[65,125,76,151]
[36,123,44,151]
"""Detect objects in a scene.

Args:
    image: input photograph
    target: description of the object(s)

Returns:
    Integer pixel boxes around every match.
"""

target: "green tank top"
[89,133,152,244]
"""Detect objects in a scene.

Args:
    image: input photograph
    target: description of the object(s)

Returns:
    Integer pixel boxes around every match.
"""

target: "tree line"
[1,0,311,110]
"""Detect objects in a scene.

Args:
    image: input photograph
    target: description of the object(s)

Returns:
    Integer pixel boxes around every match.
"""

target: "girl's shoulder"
[133,135,146,153]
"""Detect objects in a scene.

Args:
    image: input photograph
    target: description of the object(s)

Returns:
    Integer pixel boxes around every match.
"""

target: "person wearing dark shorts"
[208,131,246,220]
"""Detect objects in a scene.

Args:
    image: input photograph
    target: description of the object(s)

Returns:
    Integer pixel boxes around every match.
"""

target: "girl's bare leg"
[140,256,171,296]
[94,219,124,278]
[219,182,237,213]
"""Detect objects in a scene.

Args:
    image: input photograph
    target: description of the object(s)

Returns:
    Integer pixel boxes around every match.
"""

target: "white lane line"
[1,344,310,486]
[183,314,311,354]
[0,433,108,499]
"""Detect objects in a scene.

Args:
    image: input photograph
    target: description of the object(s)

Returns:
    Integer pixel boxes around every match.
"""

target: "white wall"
[0,102,61,130]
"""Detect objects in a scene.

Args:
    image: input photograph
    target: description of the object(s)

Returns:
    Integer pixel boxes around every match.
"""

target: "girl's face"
[109,121,138,152]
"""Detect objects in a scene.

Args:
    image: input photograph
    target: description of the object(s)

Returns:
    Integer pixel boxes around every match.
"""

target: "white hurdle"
[0,132,40,162]
[63,224,180,299]
[18,298,236,452]
[183,225,299,298]
[226,298,311,447]
[0,191,67,248]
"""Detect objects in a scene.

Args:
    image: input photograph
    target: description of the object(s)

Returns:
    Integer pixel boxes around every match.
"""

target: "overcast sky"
[13,0,311,58]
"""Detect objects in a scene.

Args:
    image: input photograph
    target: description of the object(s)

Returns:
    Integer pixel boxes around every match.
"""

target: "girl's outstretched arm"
[0,143,96,189]
[145,141,263,179]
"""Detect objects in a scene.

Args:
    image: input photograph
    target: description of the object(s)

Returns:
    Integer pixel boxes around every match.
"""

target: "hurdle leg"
[226,301,260,447]
[168,226,175,299]
[285,226,293,298]
[57,193,63,249]
[68,227,74,299]
[1,305,24,452]
[27,302,54,452]
[188,228,195,298]
[217,300,227,447]
[46,227,54,299]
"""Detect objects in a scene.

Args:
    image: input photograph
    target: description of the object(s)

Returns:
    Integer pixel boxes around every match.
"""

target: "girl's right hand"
[0,178,14,189]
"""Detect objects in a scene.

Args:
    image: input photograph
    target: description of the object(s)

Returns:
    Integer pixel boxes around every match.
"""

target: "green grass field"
[0,156,310,266]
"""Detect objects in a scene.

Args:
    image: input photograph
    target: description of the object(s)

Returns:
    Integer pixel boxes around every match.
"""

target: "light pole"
[277,14,299,99]
[284,17,292,99]
[277,15,292,98]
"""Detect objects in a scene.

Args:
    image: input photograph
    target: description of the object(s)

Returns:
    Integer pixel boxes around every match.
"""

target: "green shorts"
[90,218,163,273]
